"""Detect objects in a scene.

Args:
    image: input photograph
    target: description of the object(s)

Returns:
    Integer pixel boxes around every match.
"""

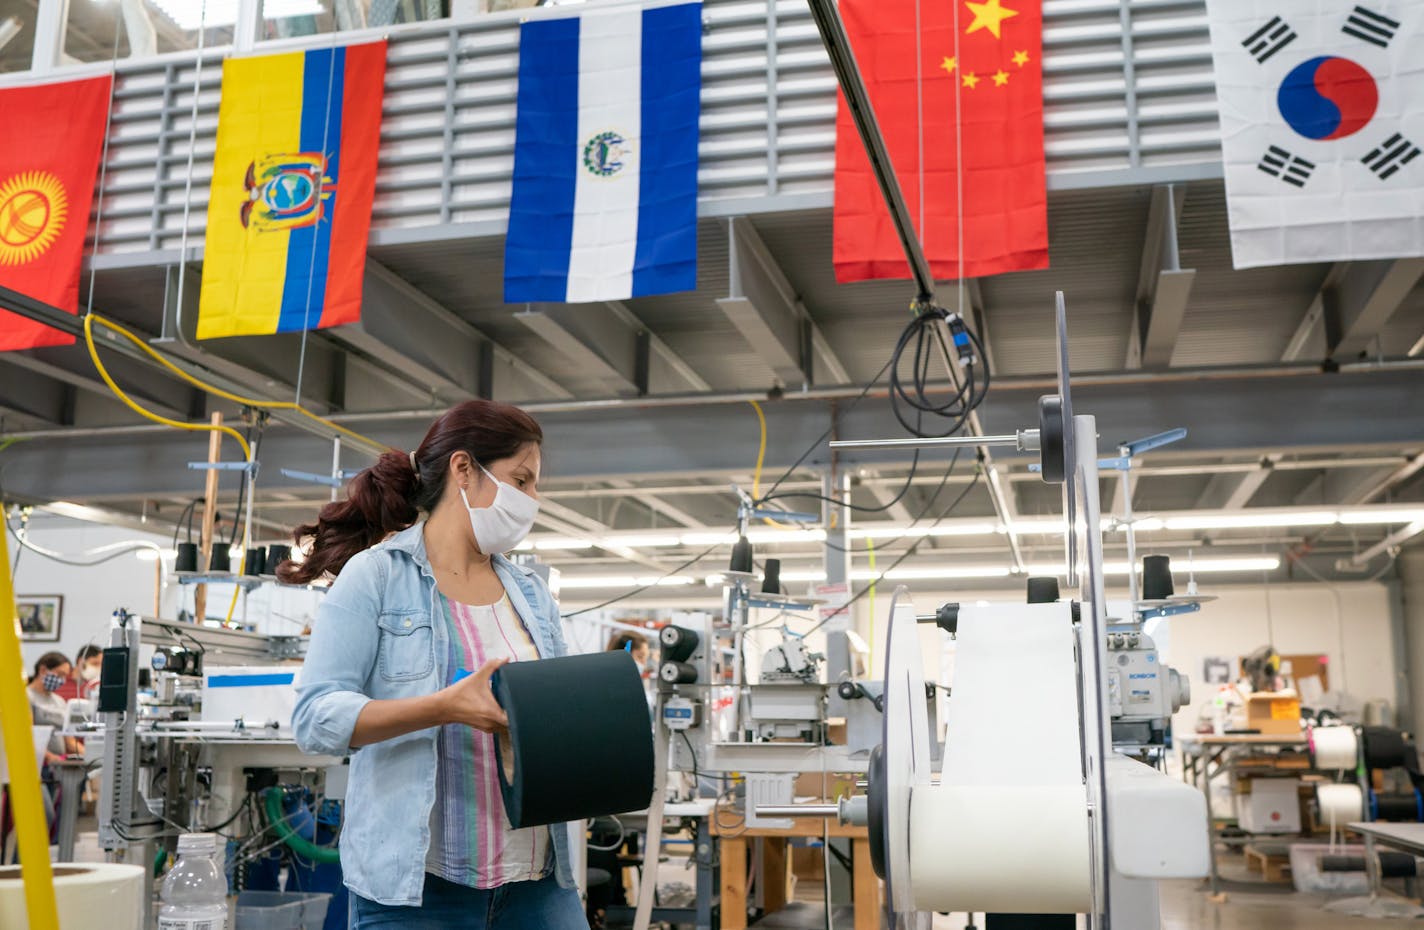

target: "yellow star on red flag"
[1012,49,1031,67]
[992,70,1010,86]
[965,0,1019,39]
[962,72,980,89]
[940,56,957,74]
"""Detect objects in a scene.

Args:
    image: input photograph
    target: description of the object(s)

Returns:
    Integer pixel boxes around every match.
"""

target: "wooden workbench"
[711,812,881,930]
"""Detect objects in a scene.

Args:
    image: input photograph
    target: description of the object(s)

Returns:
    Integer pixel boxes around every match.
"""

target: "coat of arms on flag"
[1206,1,1424,269]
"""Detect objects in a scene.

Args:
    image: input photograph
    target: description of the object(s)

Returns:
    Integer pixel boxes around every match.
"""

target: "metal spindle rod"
[756,804,841,818]
[831,430,1037,452]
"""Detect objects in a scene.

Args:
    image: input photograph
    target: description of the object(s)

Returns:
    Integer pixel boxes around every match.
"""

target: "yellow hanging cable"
[84,313,393,454]
[0,525,60,930]
[749,400,768,500]
[84,313,252,461]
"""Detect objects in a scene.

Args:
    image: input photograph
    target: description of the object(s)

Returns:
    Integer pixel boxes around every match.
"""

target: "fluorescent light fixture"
[847,522,999,541]
[1337,508,1424,525]
[1162,511,1337,531]
[678,528,827,547]
[1026,556,1282,575]
[602,534,684,548]
[855,565,1014,581]
[151,0,325,29]
[533,537,594,551]
[1006,518,1067,534]
[44,501,112,523]
[558,575,695,589]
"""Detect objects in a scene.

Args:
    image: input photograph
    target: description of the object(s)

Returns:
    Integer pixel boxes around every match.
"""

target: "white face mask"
[460,464,539,554]
[81,664,101,682]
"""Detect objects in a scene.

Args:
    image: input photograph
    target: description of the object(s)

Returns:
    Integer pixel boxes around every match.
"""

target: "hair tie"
[409,450,419,476]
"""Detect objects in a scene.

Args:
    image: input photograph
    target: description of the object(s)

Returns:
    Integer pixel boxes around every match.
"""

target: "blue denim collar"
[376,521,531,578]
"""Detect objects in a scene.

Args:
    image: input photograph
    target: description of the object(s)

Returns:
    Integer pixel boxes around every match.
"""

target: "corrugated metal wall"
[79,0,1222,258]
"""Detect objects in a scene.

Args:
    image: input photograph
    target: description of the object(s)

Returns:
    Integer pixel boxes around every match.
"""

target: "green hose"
[262,788,341,865]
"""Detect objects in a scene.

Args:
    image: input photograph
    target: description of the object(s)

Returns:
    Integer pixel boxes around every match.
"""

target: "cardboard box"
[1246,691,1301,735]
[1239,778,1302,834]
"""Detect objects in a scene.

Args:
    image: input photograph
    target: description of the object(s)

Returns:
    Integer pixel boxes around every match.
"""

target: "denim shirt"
[292,522,574,906]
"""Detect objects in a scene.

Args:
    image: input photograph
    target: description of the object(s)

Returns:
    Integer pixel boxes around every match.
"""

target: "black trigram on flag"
[1362,134,1422,180]
[1343,6,1400,48]
[1242,15,1297,63]
[1258,145,1315,187]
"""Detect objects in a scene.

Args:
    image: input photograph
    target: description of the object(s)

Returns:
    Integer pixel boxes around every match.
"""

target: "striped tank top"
[426,591,551,888]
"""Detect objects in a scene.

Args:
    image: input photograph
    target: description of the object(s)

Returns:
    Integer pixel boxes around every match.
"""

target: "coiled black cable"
[888,305,990,438]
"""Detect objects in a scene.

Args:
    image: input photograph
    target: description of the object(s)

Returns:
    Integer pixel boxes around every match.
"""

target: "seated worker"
[55,644,103,702]
[605,630,650,677]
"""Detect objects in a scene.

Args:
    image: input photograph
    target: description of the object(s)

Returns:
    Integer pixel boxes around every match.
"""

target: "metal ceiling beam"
[0,280,389,456]
[1127,184,1195,370]
[1194,454,1280,511]
[515,303,648,396]
[716,216,848,388]
[1348,520,1424,567]
[602,300,711,393]
[534,498,667,571]
[860,469,914,523]
[1324,259,1424,361]
[602,478,706,528]
[0,348,194,421]
[328,261,485,404]
[0,363,66,424]
[1282,263,1347,362]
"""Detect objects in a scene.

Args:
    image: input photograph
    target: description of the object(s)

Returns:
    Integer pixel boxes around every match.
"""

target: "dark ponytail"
[277,400,543,584]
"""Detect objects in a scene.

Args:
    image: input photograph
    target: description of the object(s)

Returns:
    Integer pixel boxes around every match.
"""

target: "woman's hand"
[438,658,509,733]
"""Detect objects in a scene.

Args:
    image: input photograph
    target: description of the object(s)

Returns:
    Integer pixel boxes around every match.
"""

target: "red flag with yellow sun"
[834,0,1047,281]
[0,75,112,350]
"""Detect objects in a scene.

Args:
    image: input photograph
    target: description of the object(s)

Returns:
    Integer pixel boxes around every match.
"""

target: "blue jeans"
[350,873,587,929]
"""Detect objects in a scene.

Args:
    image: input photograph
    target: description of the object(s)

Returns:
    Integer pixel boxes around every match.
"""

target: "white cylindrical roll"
[0,862,145,930]
[1312,726,1359,771]
[909,784,1093,914]
[1317,783,1366,828]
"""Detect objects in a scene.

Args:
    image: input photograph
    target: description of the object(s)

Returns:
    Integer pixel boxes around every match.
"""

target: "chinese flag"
[0,75,112,350]
[834,0,1047,281]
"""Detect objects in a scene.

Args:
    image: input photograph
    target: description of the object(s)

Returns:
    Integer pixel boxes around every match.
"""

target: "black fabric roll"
[208,544,231,573]
[1141,554,1174,601]
[659,625,700,662]
[659,661,697,684]
[1374,791,1422,822]
[243,546,267,576]
[492,651,654,829]
[1320,855,1365,873]
[1380,852,1419,878]
[267,544,292,568]
[1363,726,1409,770]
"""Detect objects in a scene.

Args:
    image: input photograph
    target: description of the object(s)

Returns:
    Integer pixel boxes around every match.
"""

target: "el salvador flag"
[504,1,702,304]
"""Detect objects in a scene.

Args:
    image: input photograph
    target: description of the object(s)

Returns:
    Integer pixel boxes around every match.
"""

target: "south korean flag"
[1206,2,1424,268]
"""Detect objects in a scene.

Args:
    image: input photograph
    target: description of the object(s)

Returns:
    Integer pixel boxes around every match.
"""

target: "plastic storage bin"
[234,891,332,930]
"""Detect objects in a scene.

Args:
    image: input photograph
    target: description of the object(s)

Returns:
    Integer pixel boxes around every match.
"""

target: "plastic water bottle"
[158,832,229,930]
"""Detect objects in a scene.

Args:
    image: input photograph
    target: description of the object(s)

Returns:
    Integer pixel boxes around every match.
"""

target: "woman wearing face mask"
[54,644,104,701]
[282,400,584,930]
[27,652,82,764]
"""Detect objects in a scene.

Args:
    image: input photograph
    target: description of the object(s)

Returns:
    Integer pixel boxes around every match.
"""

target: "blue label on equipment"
[207,673,296,688]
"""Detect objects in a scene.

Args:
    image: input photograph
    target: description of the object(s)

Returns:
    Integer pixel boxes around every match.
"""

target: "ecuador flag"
[198,42,386,340]
[0,75,111,351]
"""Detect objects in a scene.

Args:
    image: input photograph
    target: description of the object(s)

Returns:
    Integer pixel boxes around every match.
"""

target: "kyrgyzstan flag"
[0,75,112,350]
[834,0,1047,282]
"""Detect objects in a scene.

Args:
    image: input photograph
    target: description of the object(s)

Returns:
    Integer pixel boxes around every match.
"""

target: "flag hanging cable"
[802,0,1022,569]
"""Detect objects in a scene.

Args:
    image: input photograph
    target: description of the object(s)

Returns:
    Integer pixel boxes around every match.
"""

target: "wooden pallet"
[1243,843,1292,882]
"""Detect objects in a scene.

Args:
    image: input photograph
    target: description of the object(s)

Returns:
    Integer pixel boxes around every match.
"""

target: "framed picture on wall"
[17,595,63,642]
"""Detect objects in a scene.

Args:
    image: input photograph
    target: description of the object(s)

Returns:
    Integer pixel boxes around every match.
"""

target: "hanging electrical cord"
[560,531,735,620]
[83,313,389,456]
[799,467,983,638]
[5,512,166,566]
[887,304,990,439]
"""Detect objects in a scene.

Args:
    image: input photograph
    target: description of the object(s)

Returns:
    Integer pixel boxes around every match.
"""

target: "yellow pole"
[0,519,59,929]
